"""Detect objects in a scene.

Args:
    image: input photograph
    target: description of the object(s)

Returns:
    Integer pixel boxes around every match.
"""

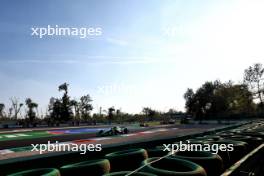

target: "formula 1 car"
[97,126,129,137]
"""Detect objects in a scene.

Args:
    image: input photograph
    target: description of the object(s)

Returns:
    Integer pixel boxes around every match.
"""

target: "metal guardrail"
[221,144,264,176]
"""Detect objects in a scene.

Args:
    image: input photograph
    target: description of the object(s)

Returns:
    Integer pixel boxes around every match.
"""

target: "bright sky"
[1,0,264,115]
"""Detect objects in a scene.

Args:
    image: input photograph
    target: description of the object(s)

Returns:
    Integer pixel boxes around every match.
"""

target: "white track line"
[16,134,30,137]
[4,135,17,138]
[0,149,14,155]
[121,134,137,137]
[90,137,112,141]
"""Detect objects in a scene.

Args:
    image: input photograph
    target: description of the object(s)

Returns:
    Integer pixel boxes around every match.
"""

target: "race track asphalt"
[0,125,170,149]
[0,124,223,160]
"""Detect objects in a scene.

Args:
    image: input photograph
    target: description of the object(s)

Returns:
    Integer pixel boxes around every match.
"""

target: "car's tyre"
[170,151,223,176]
[141,157,207,176]
[103,171,156,176]
[105,148,148,172]
[8,168,60,176]
[60,159,110,176]
[98,130,104,135]
[123,128,128,134]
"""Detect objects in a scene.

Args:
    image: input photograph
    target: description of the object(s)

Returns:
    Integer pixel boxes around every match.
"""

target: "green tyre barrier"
[237,131,264,138]
[170,151,223,176]
[103,171,157,176]
[195,135,223,142]
[105,148,148,172]
[173,140,204,145]
[223,135,263,151]
[141,157,207,176]
[147,146,168,157]
[8,168,60,176]
[208,140,248,168]
[216,132,235,138]
[60,159,110,176]
[184,139,205,143]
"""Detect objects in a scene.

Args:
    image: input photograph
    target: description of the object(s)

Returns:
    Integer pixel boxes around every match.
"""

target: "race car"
[97,126,129,136]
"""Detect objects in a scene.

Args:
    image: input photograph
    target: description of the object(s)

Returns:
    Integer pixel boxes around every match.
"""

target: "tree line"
[184,63,264,121]
[0,82,94,127]
[0,63,263,127]
[0,82,181,127]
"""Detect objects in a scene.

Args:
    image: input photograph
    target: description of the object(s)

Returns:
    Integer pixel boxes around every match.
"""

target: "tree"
[184,80,255,120]
[10,97,23,119]
[166,108,182,119]
[8,108,13,118]
[58,82,69,94]
[48,97,62,125]
[48,83,72,124]
[244,63,264,107]
[70,99,80,123]
[25,98,38,125]
[79,95,93,123]
[0,103,5,118]
[142,107,156,121]
[108,107,115,124]
[116,109,122,123]
[58,82,73,121]
[184,82,218,121]
[49,83,94,125]
[184,88,196,116]
[215,84,254,115]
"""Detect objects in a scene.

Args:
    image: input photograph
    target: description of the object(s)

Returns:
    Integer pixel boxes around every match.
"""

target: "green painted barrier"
[105,148,148,172]
[60,159,110,176]
[141,157,207,176]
